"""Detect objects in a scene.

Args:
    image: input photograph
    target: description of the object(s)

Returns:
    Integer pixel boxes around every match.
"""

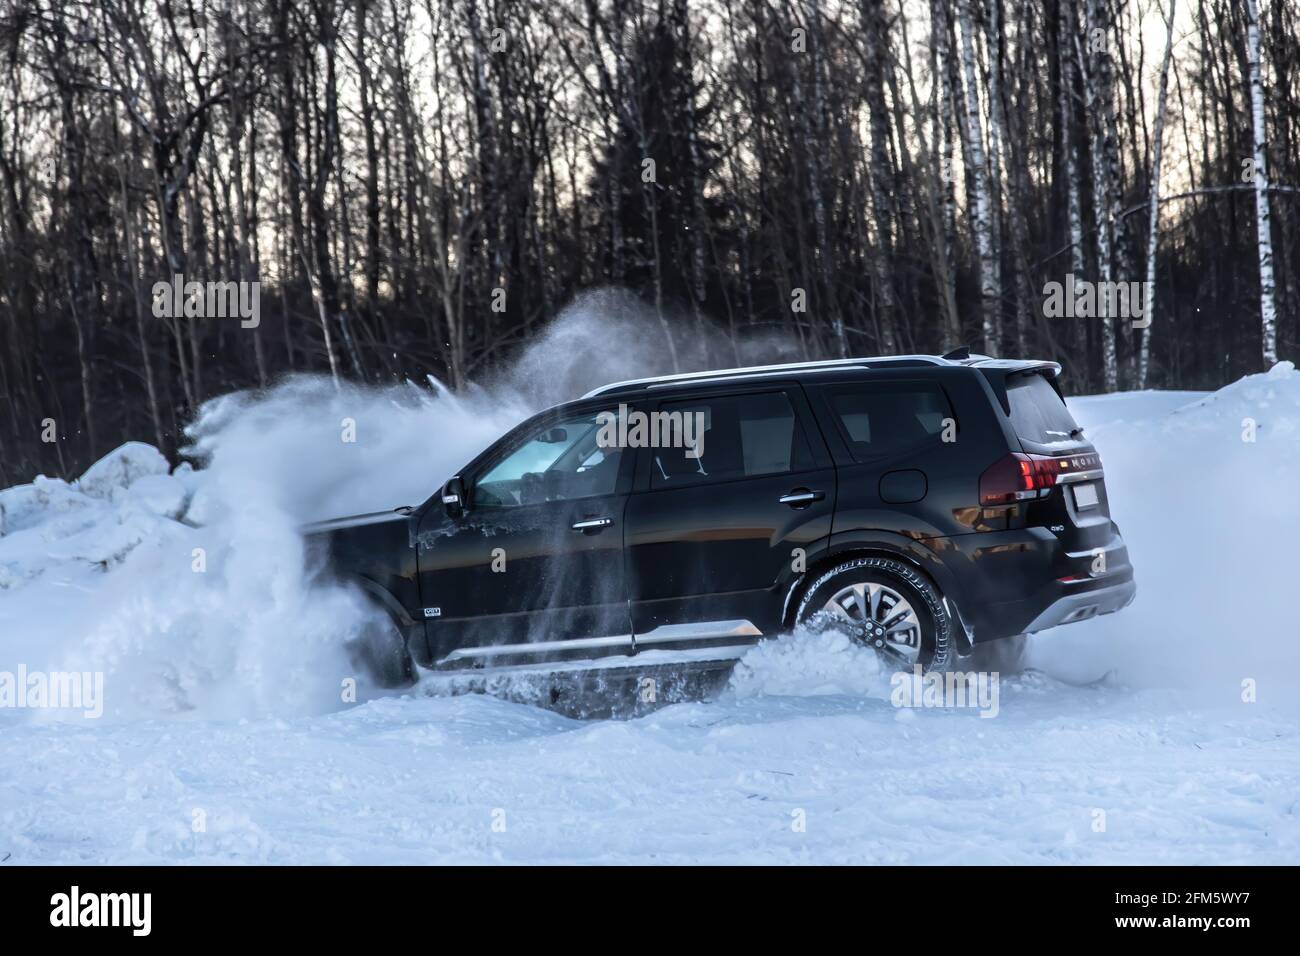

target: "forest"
[0,0,1296,483]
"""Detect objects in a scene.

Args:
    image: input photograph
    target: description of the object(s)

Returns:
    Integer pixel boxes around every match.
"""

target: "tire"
[348,607,417,689]
[795,557,954,672]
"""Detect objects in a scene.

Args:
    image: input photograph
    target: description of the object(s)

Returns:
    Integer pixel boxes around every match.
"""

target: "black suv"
[311,353,1136,686]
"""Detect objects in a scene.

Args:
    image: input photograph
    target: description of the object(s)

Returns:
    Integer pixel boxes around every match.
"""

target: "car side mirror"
[441,475,466,517]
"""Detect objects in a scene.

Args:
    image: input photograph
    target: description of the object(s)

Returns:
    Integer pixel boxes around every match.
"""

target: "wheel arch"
[338,574,430,666]
[780,532,964,633]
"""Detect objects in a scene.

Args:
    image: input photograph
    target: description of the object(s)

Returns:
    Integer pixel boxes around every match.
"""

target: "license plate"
[1072,482,1099,510]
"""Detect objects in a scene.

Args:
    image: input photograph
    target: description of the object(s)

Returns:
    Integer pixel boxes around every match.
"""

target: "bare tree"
[0,0,1296,480]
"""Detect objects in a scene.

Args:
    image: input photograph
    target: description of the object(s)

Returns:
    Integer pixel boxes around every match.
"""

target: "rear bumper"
[933,524,1136,642]
[1020,573,1137,632]
[963,565,1136,640]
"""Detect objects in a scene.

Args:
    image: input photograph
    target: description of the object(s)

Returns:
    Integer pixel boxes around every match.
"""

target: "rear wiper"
[1045,427,1087,440]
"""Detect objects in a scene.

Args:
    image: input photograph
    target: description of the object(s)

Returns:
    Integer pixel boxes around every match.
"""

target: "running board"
[439,633,634,664]
[427,644,759,681]
[636,620,763,647]
[435,619,763,670]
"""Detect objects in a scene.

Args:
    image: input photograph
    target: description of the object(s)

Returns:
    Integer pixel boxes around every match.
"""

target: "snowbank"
[0,444,189,589]
[0,412,385,719]
[1040,361,1300,699]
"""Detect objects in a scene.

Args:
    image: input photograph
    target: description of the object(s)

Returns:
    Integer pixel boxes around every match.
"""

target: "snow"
[2,354,1299,864]
[8,683,1294,865]
[729,627,894,700]
[1053,361,1300,693]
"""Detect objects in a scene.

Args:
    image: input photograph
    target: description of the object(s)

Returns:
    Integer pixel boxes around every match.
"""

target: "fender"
[338,574,432,667]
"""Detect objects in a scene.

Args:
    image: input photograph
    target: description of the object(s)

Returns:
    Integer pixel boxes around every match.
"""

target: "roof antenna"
[941,346,972,361]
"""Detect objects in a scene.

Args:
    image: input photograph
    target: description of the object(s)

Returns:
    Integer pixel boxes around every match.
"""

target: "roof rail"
[581,355,951,399]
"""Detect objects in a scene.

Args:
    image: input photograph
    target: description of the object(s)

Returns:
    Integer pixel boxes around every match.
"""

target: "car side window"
[473,411,623,508]
[824,383,953,461]
[650,391,814,488]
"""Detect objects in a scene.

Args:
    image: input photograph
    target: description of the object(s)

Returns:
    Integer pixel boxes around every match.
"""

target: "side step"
[434,620,763,671]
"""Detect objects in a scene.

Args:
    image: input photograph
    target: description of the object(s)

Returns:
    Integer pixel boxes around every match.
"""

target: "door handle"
[779,489,825,507]
[571,517,613,531]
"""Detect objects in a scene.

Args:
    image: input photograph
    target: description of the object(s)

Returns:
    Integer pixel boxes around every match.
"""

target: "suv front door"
[623,385,836,652]
[416,404,636,668]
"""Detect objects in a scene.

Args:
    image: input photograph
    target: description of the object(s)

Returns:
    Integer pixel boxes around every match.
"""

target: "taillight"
[979,453,1063,505]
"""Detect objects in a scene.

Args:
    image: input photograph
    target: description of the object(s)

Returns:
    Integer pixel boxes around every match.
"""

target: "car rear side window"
[1006,373,1080,445]
[825,383,952,461]
[650,391,814,488]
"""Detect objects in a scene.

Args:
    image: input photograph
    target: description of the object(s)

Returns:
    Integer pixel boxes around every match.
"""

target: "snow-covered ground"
[3,335,1299,863]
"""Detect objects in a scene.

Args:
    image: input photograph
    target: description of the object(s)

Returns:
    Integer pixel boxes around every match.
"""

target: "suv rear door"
[806,372,970,541]
[1001,370,1122,570]
[623,383,835,649]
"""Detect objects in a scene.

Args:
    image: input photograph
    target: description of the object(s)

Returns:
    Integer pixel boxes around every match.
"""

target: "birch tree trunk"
[958,0,1001,352]
[1138,0,1177,388]
[1247,0,1279,366]
[1081,1,1119,391]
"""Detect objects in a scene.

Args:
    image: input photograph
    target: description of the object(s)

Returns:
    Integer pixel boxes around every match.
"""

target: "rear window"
[1006,374,1079,444]
[825,383,952,461]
